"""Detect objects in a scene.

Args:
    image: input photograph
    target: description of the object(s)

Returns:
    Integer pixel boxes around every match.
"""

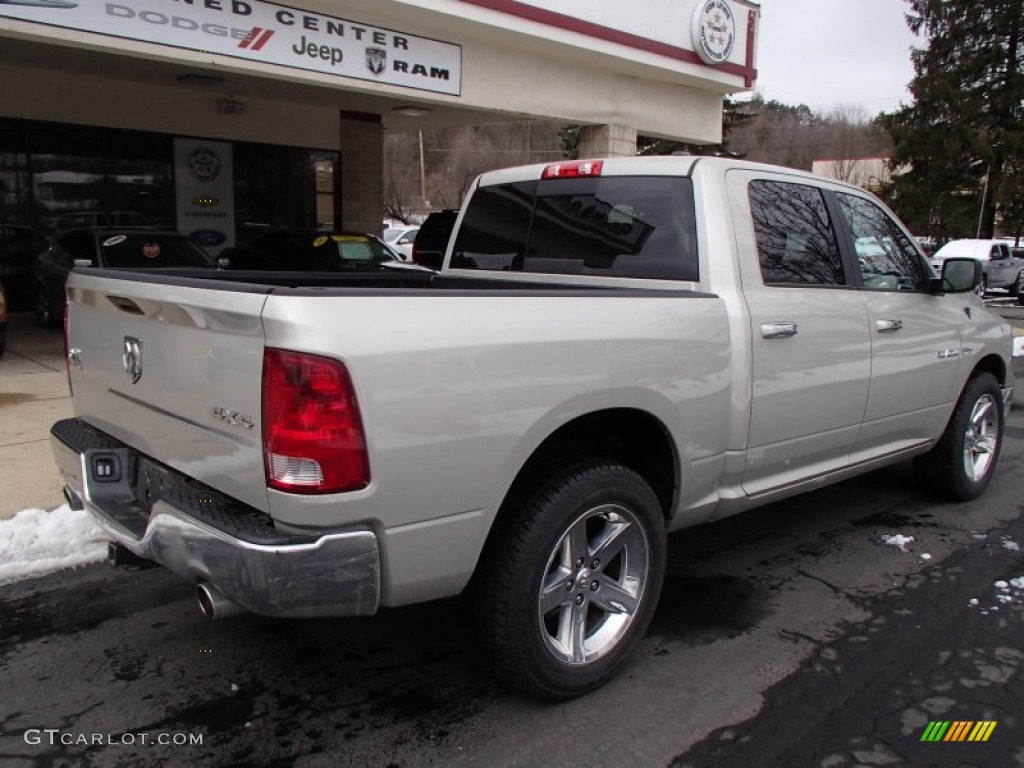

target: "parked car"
[382,226,419,261]
[929,239,1024,295]
[1017,267,1024,305]
[0,279,7,360]
[34,228,216,328]
[220,230,403,271]
[412,209,458,270]
[51,157,1012,700]
[0,224,44,307]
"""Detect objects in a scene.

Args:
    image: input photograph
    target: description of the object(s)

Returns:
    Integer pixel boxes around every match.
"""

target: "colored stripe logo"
[238,27,274,51]
[920,721,997,742]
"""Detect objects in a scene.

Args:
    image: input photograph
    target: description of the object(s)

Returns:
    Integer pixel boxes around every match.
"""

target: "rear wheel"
[475,461,666,699]
[914,373,1004,501]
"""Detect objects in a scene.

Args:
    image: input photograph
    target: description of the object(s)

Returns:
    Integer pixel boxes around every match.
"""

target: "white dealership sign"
[174,138,235,257]
[453,0,756,73]
[0,0,462,96]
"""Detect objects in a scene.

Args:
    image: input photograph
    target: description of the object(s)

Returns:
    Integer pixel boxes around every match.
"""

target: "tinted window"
[98,233,214,268]
[57,231,96,263]
[749,180,844,286]
[451,183,535,271]
[452,177,698,280]
[837,194,926,291]
[527,177,697,280]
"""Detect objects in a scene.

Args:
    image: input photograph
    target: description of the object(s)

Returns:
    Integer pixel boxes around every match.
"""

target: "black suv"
[411,210,458,270]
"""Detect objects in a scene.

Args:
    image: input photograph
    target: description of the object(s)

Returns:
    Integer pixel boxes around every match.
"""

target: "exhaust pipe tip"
[196,583,245,620]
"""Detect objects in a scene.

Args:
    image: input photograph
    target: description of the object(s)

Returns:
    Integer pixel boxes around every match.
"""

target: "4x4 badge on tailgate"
[123,336,143,384]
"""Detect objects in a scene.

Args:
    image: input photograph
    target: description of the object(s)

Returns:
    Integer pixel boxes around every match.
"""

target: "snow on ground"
[968,576,1024,615]
[0,505,107,586]
[1014,336,1024,357]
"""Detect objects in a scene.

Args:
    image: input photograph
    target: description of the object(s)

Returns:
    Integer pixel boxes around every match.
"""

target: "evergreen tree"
[879,1,1024,240]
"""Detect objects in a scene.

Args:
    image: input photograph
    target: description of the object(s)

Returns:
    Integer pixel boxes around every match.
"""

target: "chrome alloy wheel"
[963,393,998,482]
[537,504,649,666]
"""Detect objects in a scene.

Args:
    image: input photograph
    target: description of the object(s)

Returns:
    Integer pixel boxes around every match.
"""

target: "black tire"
[475,461,666,699]
[36,288,59,329]
[914,373,1004,501]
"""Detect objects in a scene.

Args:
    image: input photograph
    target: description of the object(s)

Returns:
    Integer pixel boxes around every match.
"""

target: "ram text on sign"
[0,0,462,96]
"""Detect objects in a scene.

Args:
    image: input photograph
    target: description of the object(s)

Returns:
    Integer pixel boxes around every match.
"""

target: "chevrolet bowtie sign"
[0,0,462,96]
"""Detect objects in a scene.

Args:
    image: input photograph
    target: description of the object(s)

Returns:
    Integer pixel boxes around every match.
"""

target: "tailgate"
[66,271,271,513]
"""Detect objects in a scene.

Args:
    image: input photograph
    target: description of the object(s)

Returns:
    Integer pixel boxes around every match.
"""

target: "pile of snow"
[1003,538,1020,553]
[1013,336,1024,358]
[0,505,108,586]
[881,534,915,553]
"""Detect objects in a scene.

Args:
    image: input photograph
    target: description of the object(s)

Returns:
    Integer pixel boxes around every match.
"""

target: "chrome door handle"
[761,322,798,339]
[876,319,903,333]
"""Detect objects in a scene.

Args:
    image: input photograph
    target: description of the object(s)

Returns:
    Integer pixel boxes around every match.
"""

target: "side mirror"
[932,257,982,294]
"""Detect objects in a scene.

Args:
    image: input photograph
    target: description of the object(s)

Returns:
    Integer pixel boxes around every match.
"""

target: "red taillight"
[262,348,370,494]
[541,160,603,180]
[411,239,421,264]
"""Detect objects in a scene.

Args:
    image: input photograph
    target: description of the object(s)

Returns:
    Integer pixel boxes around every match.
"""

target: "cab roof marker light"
[541,161,604,180]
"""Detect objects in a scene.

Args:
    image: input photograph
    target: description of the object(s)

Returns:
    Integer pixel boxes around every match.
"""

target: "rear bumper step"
[51,418,380,618]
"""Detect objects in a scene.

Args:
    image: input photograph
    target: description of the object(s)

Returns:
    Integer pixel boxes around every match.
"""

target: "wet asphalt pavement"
[1,421,1023,767]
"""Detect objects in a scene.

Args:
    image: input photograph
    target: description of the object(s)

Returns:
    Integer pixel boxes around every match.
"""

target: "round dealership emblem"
[186,147,222,182]
[692,0,736,65]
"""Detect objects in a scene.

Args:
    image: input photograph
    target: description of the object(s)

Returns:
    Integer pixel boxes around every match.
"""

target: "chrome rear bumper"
[51,418,380,618]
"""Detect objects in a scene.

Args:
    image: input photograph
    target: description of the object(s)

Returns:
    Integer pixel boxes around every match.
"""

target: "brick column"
[577,124,637,158]
[339,111,383,234]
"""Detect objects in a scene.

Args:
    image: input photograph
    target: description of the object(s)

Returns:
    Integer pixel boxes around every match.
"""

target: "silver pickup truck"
[50,157,1013,699]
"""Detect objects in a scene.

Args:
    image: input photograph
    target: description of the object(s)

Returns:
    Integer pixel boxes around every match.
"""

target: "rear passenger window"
[452,176,698,281]
[450,182,535,271]
[749,180,845,286]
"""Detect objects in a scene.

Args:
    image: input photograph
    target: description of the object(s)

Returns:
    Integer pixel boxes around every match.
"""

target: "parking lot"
[0,302,1022,766]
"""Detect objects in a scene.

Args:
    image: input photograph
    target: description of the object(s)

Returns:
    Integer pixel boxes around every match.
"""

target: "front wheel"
[475,461,666,699]
[914,373,1004,501]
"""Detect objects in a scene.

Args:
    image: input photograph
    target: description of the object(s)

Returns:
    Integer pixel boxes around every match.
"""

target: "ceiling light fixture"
[393,106,431,117]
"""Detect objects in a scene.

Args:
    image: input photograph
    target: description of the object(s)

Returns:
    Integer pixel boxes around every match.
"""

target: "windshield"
[99,234,216,268]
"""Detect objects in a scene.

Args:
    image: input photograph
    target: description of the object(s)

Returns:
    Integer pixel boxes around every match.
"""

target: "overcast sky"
[751,0,920,116]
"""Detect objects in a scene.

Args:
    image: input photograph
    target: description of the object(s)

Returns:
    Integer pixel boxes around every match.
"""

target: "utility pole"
[418,131,427,210]
[976,166,990,240]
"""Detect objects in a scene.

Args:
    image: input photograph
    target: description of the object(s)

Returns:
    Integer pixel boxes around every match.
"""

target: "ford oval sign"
[189,230,227,247]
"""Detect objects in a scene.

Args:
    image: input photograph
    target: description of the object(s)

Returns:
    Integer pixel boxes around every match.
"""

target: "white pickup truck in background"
[51,157,1014,699]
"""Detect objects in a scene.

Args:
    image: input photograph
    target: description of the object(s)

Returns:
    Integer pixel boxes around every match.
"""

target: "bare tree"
[383,133,421,223]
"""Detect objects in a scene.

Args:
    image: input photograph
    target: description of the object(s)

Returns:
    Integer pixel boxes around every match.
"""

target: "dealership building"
[0,0,759,250]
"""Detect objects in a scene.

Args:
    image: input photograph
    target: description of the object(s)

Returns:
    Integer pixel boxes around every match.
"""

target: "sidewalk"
[0,313,71,520]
